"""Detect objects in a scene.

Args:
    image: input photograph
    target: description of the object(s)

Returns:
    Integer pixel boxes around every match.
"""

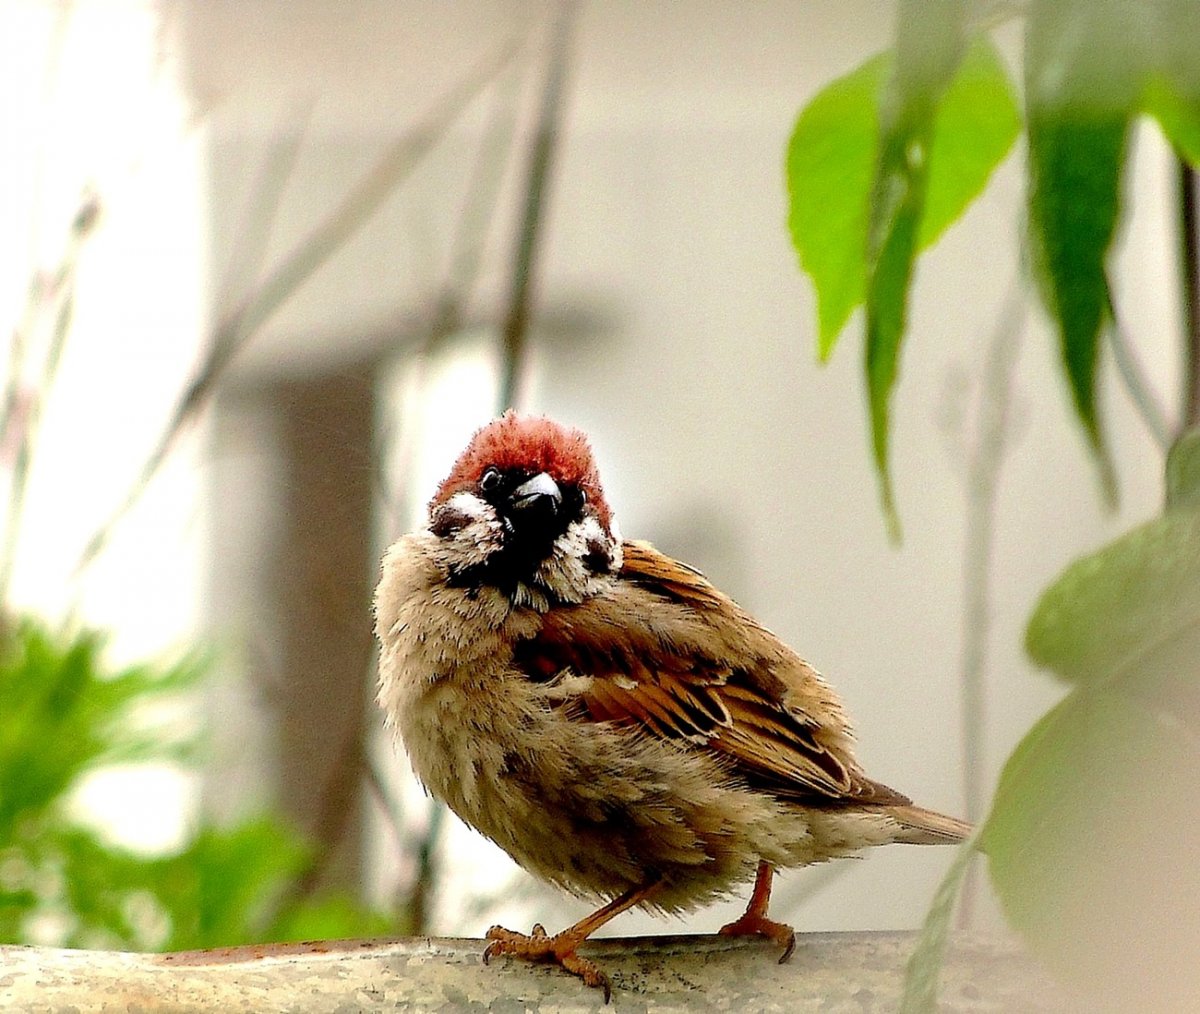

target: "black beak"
[507,472,562,525]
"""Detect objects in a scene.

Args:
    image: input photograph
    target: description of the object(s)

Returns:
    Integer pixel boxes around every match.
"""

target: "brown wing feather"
[515,539,909,808]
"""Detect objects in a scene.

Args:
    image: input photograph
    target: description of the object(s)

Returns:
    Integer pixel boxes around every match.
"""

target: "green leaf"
[900,832,981,1014]
[0,620,392,951]
[865,0,969,533]
[995,498,1200,1003]
[152,819,311,949]
[150,818,394,949]
[1026,114,1127,456]
[918,41,1021,249]
[0,621,201,843]
[268,892,394,944]
[1025,508,1200,683]
[1145,75,1200,165]
[787,55,888,357]
[983,684,1200,1005]
[1166,429,1200,508]
[54,827,162,949]
[1025,0,1141,480]
[1142,0,1200,165]
[786,41,1018,364]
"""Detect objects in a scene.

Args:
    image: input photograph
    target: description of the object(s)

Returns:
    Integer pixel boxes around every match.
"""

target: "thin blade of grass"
[901,831,981,1013]
[75,39,522,575]
[212,99,315,332]
[0,194,101,604]
[497,3,578,411]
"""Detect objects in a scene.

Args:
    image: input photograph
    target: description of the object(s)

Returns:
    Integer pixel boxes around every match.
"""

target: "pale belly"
[394,670,830,912]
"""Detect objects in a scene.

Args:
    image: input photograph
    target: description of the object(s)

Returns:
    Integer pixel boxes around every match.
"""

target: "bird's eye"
[579,489,587,504]
[479,467,501,494]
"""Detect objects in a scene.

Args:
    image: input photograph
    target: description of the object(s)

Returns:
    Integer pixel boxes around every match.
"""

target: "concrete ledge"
[0,931,1071,1012]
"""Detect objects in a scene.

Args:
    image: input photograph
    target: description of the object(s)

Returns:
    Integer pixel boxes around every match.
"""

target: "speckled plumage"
[374,414,968,997]
[374,532,911,913]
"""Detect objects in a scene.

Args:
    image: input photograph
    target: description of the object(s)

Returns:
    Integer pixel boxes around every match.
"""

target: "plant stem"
[957,285,1024,928]
[497,1,578,411]
[1179,160,1200,431]
[1105,308,1172,451]
[212,101,313,323]
[406,803,444,935]
[74,40,517,576]
[0,195,100,606]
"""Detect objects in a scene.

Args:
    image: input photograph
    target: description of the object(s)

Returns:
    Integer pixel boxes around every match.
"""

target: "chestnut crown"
[425,413,620,596]
[432,412,613,533]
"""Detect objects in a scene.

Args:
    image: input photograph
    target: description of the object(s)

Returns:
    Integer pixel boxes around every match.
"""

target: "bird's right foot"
[483,922,612,1002]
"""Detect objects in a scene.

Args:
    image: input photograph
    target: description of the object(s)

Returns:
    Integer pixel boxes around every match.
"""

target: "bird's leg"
[718,860,796,962]
[484,880,660,1001]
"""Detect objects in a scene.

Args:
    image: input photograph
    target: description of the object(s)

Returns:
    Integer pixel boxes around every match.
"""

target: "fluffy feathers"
[375,414,968,998]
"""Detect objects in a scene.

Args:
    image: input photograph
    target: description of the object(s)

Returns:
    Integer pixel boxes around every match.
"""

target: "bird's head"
[425,413,621,605]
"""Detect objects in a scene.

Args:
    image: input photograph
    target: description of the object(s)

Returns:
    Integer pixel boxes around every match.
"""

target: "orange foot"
[718,860,797,963]
[718,909,797,963]
[480,882,659,1002]
[484,922,612,1002]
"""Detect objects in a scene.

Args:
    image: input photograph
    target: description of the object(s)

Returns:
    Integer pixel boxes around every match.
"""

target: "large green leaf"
[865,0,969,532]
[983,683,1200,1007]
[1166,428,1200,508]
[990,499,1200,1004]
[786,41,1019,363]
[1025,508,1200,683]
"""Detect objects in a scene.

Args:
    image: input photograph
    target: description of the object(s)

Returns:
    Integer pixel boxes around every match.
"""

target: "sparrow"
[374,413,970,1000]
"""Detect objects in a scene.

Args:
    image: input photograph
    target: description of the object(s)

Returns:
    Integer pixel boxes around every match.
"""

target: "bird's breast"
[373,536,806,906]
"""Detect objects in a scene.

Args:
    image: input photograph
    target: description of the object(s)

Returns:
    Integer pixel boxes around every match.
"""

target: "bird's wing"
[515,539,909,807]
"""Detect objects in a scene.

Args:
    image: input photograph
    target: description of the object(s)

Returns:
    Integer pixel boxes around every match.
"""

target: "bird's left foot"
[718,911,797,963]
[719,860,796,962]
[483,923,612,1002]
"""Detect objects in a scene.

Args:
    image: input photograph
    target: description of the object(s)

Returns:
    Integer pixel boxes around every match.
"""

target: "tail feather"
[885,804,973,845]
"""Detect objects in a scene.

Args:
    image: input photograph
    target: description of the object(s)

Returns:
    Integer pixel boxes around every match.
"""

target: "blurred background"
[0,0,1180,949]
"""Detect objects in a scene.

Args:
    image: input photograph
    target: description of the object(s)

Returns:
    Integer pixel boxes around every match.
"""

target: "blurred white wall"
[1,0,207,854]
[178,0,1177,938]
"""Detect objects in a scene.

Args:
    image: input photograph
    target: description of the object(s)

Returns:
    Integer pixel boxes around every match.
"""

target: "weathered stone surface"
[0,931,1075,1012]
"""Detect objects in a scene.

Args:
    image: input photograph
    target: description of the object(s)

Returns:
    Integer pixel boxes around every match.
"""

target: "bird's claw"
[719,912,797,963]
[560,950,612,1003]
[482,924,612,1002]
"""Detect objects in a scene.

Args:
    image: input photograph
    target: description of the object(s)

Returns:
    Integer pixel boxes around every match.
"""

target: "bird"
[374,412,970,1000]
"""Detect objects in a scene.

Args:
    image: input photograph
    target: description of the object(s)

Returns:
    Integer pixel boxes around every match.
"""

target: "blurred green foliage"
[0,619,391,950]
[787,0,1200,521]
[785,1,1200,1009]
[982,459,1200,1004]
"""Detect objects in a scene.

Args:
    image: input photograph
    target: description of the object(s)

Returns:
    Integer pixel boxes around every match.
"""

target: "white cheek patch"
[556,515,612,571]
[427,492,503,571]
[442,491,493,523]
[578,515,616,569]
[532,514,619,603]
